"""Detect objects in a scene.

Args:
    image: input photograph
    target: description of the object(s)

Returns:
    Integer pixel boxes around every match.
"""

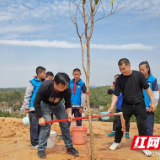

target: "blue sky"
[0,0,160,88]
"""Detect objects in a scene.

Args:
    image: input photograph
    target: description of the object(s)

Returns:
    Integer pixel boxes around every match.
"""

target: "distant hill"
[91,84,160,88]
[90,85,98,88]
[0,84,159,90]
[0,88,26,92]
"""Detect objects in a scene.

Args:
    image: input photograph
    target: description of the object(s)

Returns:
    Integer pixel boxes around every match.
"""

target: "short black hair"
[73,68,81,73]
[139,61,151,77]
[114,74,120,78]
[36,66,46,75]
[118,58,130,66]
[54,72,70,85]
[46,71,54,77]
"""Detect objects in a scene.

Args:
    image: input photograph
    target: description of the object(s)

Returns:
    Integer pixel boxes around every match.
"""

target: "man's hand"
[68,114,74,122]
[25,109,29,115]
[108,106,114,113]
[145,88,157,112]
[108,95,118,113]
[66,108,74,122]
[149,101,156,112]
[79,107,84,113]
[110,85,115,90]
[39,117,45,126]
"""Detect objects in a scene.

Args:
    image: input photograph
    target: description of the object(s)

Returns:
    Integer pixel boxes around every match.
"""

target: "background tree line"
[0,88,25,111]
[89,86,160,124]
[0,87,159,123]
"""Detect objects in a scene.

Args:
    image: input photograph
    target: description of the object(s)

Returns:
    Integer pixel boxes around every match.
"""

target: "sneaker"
[67,147,79,156]
[108,131,115,137]
[37,151,46,159]
[125,133,130,139]
[30,145,38,150]
[58,135,63,140]
[143,150,152,157]
[109,142,121,150]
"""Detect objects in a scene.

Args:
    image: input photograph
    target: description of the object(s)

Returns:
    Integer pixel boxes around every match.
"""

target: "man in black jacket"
[34,73,79,159]
[107,74,130,139]
[108,58,156,157]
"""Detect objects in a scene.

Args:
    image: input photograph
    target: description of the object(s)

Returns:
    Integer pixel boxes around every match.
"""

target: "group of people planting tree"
[23,58,159,158]
[23,68,86,158]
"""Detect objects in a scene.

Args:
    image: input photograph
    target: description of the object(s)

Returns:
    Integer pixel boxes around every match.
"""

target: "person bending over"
[34,73,79,159]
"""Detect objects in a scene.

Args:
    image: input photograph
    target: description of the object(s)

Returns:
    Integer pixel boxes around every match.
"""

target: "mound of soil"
[0,117,160,160]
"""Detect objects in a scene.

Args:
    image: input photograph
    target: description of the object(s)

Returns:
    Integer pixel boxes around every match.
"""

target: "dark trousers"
[29,111,40,146]
[51,112,54,120]
[146,112,154,135]
[115,102,147,143]
[68,108,82,127]
[113,109,130,132]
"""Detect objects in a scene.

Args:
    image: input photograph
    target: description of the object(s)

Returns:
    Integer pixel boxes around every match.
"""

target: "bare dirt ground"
[0,117,160,160]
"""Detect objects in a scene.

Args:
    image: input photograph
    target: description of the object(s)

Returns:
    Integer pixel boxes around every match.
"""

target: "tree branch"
[82,2,88,41]
[114,3,119,13]
[111,3,113,14]
[80,28,85,38]
[88,0,95,39]
[74,18,81,38]
[94,6,124,23]
[69,0,76,24]
[74,0,84,21]
[100,0,105,17]
[94,0,102,16]
[85,1,91,14]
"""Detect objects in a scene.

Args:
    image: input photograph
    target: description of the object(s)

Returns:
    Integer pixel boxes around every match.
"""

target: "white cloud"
[0,39,154,50]
[0,40,79,48]
[0,64,58,71]
[0,64,74,71]
[0,0,158,23]
[0,0,159,26]
[90,43,154,50]
[0,14,13,21]
[120,0,160,18]
[0,0,159,40]
[0,25,42,33]
[0,0,71,22]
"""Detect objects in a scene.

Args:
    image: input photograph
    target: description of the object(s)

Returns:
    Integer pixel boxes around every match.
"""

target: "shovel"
[45,112,126,132]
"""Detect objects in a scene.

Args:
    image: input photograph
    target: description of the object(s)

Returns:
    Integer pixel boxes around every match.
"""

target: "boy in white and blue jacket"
[68,68,86,127]
[23,66,46,149]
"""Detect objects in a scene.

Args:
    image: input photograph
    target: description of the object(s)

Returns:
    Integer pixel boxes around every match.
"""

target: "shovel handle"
[45,112,123,124]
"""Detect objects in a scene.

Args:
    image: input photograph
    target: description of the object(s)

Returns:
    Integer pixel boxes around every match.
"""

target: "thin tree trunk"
[69,1,123,159]
[80,38,87,76]
[86,38,94,160]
